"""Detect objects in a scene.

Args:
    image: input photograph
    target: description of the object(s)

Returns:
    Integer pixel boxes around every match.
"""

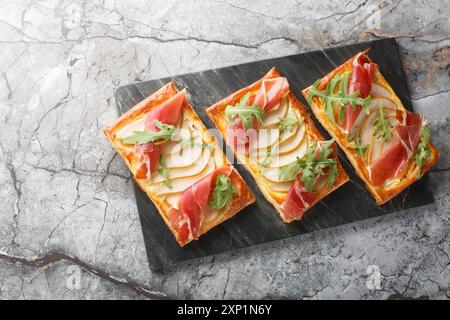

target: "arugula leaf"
[278,159,301,182]
[373,103,393,141]
[258,147,272,168]
[338,104,346,125]
[415,124,431,177]
[327,161,339,189]
[302,164,316,194]
[319,139,334,158]
[177,134,213,156]
[158,156,171,188]
[121,120,177,145]
[225,92,264,130]
[339,71,349,93]
[279,140,338,192]
[209,174,235,209]
[279,143,316,182]
[348,133,368,158]
[277,115,303,133]
[307,72,371,124]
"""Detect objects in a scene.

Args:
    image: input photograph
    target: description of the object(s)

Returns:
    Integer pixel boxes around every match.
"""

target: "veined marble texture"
[0,0,448,299]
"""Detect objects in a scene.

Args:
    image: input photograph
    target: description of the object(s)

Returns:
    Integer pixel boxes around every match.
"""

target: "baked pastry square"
[302,49,439,204]
[206,68,349,223]
[104,82,255,246]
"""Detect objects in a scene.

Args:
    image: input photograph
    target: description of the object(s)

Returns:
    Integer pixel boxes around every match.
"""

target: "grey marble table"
[0,0,448,300]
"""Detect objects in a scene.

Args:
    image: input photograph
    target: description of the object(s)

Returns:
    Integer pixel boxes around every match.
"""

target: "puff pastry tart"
[104,83,255,246]
[302,49,440,204]
[206,68,349,223]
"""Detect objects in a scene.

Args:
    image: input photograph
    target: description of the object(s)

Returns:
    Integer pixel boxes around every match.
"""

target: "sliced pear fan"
[262,96,289,127]
[370,83,392,98]
[278,122,298,143]
[260,166,285,182]
[278,125,306,154]
[161,123,191,155]
[351,97,398,133]
[251,129,280,150]
[360,110,394,146]
[267,181,293,192]
[362,111,399,164]
[150,159,216,195]
[151,149,212,183]
[164,134,204,168]
[269,136,308,168]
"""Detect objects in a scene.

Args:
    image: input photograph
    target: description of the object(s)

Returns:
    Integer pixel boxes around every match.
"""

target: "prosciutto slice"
[227,77,289,153]
[134,143,161,179]
[168,166,233,245]
[343,53,377,132]
[279,181,318,222]
[134,91,185,179]
[226,117,258,155]
[369,112,422,186]
[251,77,289,111]
[280,142,338,222]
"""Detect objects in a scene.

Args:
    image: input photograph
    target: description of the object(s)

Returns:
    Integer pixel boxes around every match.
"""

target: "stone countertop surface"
[0,0,448,300]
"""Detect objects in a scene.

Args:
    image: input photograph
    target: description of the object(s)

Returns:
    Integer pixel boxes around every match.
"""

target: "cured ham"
[226,77,289,153]
[397,112,423,156]
[134,143,161,179]
[169,166,233,245]
[134,91,185,179]
[144,90,185,131]
[251,77,289,111]
[344,52,377,132]
[226,117,258,155]
[280,142,338,222]
[369,112,422,186]
[280,180,317,222]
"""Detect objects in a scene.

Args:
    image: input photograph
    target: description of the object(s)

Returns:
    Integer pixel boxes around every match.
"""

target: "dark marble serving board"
[114,38,435,271]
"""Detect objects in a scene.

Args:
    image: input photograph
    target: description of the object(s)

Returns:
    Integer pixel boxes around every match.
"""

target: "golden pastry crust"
[104,82,255,246]
[206,68,349,222]
[302,51,440,205]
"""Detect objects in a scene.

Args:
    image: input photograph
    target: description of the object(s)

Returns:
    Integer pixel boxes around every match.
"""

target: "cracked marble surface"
[0,0,449,299]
